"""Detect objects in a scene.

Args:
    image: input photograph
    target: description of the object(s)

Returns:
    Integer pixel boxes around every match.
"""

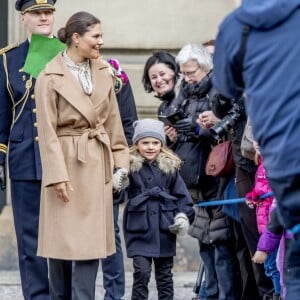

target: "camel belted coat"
[35,53,129,260]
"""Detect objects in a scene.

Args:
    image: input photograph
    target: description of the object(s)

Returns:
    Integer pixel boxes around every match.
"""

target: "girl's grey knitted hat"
[132,118,166,144]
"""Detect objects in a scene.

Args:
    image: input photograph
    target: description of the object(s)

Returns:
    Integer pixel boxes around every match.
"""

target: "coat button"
[147,177,153,182]
[34,122,38,127]
[31,94,35,100]
[32,108,37,113]
[35,136,39,142]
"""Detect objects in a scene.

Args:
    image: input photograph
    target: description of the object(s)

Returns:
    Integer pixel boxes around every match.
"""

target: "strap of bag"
[233,25,251,90]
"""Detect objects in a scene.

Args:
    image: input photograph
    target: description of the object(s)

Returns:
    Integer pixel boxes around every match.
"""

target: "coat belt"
[129,186,177,207]
[56,125,111,183]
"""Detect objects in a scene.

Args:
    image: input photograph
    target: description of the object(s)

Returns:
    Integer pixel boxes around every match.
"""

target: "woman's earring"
[75,42,79,48]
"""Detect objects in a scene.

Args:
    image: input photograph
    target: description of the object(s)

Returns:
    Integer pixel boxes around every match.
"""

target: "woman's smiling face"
[148,63,175,97]
[75,23,103,60]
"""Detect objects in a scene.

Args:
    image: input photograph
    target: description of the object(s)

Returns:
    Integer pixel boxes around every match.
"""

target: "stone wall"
[7,0,238,116]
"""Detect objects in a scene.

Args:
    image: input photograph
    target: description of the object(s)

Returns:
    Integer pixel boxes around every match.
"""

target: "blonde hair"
[129,144,181,165]
[254,151,260,165]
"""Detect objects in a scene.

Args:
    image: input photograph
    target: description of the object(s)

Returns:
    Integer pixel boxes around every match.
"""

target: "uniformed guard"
[0,1,56,299]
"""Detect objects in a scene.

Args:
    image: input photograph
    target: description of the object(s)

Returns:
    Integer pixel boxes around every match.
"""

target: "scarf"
[63,51,93,95]
[181,70,212,100]
[154,88,176,102]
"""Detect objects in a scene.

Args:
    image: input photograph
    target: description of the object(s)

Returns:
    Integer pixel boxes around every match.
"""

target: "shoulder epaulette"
[0,42,19,55]
[0,143,8,154]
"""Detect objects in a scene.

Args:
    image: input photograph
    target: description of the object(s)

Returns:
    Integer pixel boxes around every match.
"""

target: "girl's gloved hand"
[169,213,189,236]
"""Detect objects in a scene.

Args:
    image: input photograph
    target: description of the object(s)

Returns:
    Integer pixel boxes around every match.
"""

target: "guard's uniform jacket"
[0,40,42,179]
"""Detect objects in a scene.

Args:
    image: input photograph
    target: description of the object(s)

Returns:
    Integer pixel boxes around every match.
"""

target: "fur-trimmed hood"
[130,150,181,175]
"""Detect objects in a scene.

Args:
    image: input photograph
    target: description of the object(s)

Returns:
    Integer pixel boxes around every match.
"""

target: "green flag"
[23,34,66,78]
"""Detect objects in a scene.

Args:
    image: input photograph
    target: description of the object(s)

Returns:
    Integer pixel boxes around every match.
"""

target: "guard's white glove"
[112,168,129,191]
[169,213,189,236]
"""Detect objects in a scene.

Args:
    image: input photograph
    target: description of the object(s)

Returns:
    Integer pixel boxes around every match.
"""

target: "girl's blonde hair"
[254,151,260,165]
[129,144,181,165]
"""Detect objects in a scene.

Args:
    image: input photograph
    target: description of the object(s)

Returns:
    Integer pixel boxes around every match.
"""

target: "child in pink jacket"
[246,142,281,299]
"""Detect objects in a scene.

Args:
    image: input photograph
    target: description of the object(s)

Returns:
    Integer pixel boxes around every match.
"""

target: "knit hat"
[132,118,166,145]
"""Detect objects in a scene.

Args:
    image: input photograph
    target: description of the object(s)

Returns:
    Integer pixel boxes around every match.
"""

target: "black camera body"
[210,96,245,140]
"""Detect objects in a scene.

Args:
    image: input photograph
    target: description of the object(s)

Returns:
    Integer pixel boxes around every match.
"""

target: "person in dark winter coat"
[123,118,195,300]
[142,51,180,144]
[169,44,220,202]
[174,44,237,300]
[212,1,300,299]
[0,1,57,298]
[211,94,274,300]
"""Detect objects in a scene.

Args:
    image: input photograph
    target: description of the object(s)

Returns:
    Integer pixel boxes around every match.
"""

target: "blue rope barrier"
[196,192,273,207]
[288,224,300,235]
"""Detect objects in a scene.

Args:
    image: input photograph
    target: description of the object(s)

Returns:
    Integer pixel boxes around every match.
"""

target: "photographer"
[170,44,237,300]
[210,95,274,300]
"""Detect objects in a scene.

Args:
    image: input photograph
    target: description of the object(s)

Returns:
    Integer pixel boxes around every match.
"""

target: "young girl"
[253,198,293,300]
[246,141,281,299]
[123,118,195,300]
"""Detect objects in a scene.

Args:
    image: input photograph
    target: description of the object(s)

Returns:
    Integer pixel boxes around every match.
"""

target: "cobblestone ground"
[0,271,198,300]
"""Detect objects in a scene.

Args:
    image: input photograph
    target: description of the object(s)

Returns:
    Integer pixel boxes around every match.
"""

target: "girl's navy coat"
[123,150,195,258]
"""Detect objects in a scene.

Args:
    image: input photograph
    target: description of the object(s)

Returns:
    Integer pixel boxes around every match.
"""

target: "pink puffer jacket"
[246,159,274,234]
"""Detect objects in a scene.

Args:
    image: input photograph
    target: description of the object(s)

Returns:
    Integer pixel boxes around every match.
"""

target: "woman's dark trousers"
[49,258,99,300]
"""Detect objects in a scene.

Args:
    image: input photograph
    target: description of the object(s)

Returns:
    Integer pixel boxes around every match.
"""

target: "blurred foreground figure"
[213,1,300,299]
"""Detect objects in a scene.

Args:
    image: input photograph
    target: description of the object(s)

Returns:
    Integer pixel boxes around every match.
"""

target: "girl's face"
[136,137,162,162]
[148,63,175,97]
[74,23,103,60]
[22,9,54,38]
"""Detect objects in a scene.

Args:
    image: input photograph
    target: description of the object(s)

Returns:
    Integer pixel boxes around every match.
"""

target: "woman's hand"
[198,110,220,128]
[165,125,178,143]
[53,182,74,203]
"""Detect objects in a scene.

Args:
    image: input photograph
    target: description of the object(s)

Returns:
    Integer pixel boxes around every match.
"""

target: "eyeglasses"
[181,67,200,78]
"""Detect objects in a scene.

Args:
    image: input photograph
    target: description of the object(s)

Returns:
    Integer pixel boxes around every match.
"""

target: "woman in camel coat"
[35,11,129,299]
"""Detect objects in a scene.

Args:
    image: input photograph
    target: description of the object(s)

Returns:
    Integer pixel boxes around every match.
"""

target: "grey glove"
[173,116,196,133]
[0,164,6,191]
[112,168,129,192]
[169,213,189,236]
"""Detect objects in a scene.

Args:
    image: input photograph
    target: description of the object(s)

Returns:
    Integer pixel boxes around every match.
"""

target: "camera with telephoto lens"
[210,96,245,140]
